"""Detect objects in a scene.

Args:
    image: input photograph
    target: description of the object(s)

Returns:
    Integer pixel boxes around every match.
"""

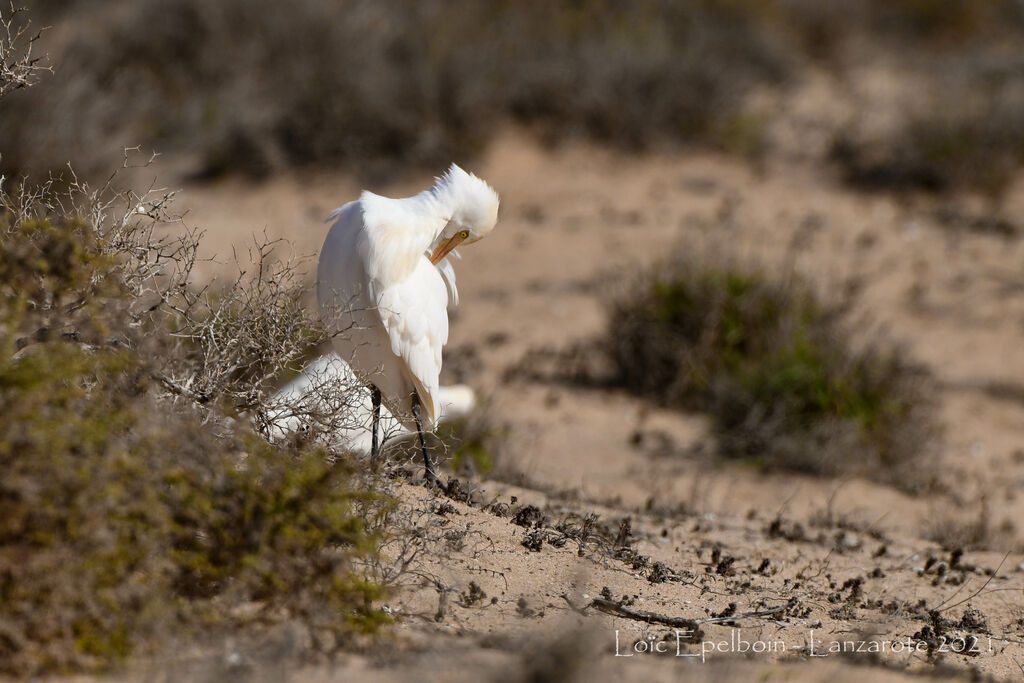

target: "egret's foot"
[422,469,443,490]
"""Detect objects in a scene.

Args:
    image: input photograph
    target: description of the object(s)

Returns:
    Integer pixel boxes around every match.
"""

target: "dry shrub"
[0,172,391,675]
[803,0,1024,199]
[778,0,1024,60]
[157,233,347,434]
[859,0,1023,46]
[762,0,1024,198]
[607,253,935,485]
[831,76,1024,198]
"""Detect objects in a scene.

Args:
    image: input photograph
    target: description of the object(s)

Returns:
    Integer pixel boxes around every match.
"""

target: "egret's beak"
[429,233,468,265]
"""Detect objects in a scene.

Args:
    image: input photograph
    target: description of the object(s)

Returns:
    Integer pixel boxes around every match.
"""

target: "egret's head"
[429,164,499,265]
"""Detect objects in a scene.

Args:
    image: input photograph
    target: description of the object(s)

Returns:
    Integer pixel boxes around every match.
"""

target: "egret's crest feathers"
[430,163,500,241]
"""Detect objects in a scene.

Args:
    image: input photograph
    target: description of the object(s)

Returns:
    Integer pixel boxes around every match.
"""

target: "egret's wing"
[358,191,449,284]
[318,200,369,321]
[319,199,419,433]
[357,189,459,306]
[369,259,449,429]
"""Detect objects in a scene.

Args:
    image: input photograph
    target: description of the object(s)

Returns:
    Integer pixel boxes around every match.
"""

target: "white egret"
[317,164,499,486]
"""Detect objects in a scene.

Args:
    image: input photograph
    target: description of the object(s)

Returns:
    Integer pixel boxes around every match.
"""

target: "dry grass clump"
[0,177,390,675]
[607,254,935,483]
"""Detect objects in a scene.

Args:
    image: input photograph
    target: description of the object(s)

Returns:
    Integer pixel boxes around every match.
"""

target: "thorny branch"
[0,3,50,98]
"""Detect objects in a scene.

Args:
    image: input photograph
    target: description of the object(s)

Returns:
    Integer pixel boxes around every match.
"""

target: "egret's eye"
[459,230,469,239]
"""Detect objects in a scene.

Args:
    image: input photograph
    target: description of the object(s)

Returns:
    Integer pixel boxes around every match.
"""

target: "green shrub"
[608,255,934,482]
[0,215,390,675]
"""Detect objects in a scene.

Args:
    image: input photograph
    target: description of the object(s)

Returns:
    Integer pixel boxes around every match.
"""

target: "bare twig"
[561,595,787,628]
[934,551,1011,613]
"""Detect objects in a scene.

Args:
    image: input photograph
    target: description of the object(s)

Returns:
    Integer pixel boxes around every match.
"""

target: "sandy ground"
[125,123,1024,681]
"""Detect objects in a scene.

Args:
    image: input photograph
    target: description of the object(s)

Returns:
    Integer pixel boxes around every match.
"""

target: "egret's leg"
[411,393,440,488]
[370,385,381,461]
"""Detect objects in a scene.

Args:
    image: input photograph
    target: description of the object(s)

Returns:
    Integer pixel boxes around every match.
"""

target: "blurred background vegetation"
[4,0,1024,195]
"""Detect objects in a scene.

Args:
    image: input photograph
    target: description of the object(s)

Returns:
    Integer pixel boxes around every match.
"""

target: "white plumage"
[316,164,499,483]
